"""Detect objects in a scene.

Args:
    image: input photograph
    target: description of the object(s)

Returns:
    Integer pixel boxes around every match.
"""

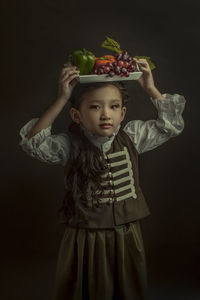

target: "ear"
[120,106,127,122]
[69,107,81,124]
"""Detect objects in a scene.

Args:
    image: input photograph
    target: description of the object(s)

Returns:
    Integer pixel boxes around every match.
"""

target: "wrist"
[55,96,69,105]
[145,86,165,100]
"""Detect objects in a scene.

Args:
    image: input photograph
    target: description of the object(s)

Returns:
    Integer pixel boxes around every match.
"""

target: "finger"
[139,66,151,74]
[134,58,149,67]
[70,76,80,88]
[138,63,150,69]
[138,62,150,71]
[63,69,80,79]
[62,72,80,84]
[60,69,80,80]
[138,60,149,66]
[61,66,77,75]
[65,74,80,87]
[134,58,148,62]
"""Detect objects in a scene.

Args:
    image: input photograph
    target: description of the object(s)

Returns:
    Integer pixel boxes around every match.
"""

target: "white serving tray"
[79,71,142,83]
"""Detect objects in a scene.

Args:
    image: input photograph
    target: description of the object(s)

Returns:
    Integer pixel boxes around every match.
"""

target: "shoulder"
[117,127,138,152]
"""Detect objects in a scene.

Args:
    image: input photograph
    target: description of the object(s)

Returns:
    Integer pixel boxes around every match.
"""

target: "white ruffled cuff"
[19,118,52,156]
[150,93,186,136]
[150,93,186,113]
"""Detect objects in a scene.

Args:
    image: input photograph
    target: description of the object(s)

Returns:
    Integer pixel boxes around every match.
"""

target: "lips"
[99,123,112,126]
[99,123,112,129]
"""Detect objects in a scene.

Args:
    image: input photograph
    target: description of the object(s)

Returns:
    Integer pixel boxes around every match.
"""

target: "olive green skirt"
[52,221,147,300]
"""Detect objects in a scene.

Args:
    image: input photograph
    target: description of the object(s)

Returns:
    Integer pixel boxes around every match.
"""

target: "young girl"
[19,59,186,300]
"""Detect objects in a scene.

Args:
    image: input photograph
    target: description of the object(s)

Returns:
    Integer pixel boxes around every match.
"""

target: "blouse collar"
[80,123,121,150]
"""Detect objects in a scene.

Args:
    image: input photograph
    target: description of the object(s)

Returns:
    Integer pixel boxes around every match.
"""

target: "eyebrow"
[88,99,121,103]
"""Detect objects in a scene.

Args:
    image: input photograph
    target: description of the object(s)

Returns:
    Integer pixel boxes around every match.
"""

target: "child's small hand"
[57,62,80,103]
[133,58,156,91]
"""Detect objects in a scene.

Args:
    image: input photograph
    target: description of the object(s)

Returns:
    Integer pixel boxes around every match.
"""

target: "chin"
[99,131,114,137]
[92,127,115,137]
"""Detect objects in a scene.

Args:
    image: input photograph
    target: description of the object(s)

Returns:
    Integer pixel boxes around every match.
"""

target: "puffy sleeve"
[123,93,186,154]
[19,118,70,166]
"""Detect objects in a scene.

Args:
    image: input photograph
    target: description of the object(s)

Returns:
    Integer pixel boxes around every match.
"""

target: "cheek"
[83,110,97,121]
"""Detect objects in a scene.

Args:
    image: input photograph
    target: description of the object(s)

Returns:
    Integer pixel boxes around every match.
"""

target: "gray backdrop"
[1,0,200,299]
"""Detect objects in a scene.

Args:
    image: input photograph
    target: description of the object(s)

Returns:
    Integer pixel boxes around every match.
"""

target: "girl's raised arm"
[123,58,186,154]
[123,92,186,154]
[26,64,80,140]
[19,64,80,166]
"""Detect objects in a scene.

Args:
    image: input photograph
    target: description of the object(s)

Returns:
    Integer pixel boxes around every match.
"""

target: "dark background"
[1,0,200,299]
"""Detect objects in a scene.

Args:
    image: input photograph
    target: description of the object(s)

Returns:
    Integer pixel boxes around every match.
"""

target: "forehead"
[81,84,122,103]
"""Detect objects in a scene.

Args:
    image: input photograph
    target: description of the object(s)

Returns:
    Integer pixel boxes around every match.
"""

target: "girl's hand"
[133,58,156,91]
[57,62,80,103]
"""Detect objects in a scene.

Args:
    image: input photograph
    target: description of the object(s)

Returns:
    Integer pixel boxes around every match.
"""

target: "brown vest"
[59,128,150,228]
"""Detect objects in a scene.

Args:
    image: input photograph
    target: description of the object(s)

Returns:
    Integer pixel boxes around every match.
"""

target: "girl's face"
[70,84,127,137]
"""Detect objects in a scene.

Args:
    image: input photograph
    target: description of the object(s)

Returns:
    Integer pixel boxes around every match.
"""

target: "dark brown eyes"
[89,104,120,109]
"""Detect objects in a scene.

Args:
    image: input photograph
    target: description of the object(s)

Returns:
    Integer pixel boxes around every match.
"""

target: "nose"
[100,107,111,120]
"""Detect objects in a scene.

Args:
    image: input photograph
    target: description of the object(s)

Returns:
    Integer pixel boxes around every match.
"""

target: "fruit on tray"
[68,48,95,75]
[100,37,156,71]
[101,36,122,53]
[94,55,116,69]
[67,37,155,77]
[92,51,137,78]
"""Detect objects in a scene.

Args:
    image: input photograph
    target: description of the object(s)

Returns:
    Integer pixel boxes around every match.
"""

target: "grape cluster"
[92,51,136,78]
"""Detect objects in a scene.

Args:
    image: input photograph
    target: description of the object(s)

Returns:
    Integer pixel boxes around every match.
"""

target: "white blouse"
[19,93,186,166]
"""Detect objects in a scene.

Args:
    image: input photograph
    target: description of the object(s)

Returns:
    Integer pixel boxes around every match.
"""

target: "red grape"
[114,66,121,74]
[128,64,136,72]
[123,54,129,61]
[104,66,110,73]
[124,72,130,77]
[123,61,129,68]
[121,68,127,73]
[117,60,124,67]
[122,50,128,56]
[108,71,115,77]
[106,62,113,68]
[116,54,122,61]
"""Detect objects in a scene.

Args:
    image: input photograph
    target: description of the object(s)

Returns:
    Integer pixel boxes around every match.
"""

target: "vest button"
[109,180,114,186]
[108,172,113,178]
[109,190,114,195]
[103,163,111,170]
[109,198,114,204]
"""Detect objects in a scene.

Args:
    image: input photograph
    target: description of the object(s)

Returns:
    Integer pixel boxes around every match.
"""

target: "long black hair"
[59,81,129,223]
